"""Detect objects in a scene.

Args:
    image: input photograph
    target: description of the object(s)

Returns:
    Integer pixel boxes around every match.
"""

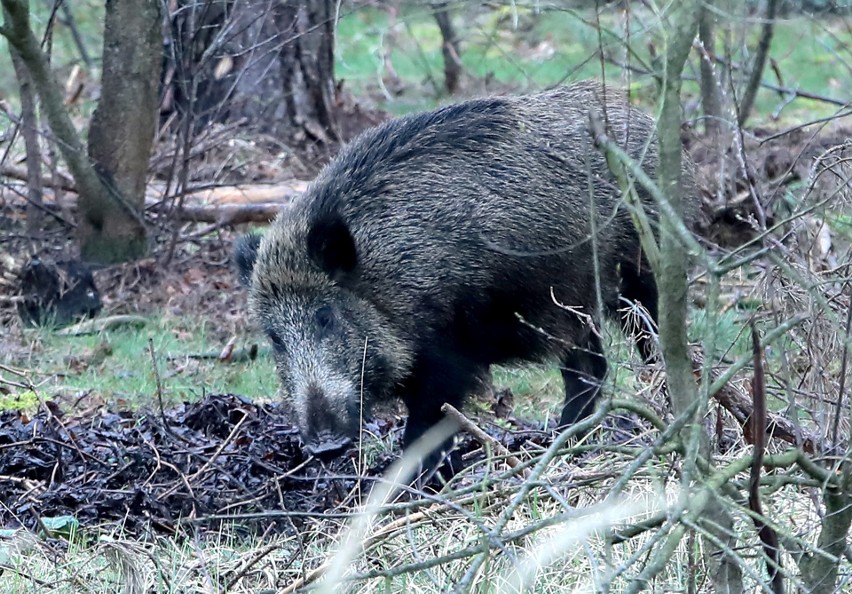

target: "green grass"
[689,306,753,361]
[335,4,851,123]
[492,365,564,423]
[0,389,38,411]
[5,317,277,411]
[3,302,755,422]
[334,4,643,113]
[2,5,850,590]
[2,4,846,127]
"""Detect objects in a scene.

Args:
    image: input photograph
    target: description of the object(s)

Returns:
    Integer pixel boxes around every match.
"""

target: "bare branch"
[748,323,784,593]
[441,403,530,479]
[738,0,779,126]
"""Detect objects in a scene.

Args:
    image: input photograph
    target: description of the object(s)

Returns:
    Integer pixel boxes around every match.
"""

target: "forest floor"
[1,110,848,527]
[1,102,851,591]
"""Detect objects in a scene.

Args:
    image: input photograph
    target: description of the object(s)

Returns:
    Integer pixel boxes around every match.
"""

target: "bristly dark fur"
[236,81,697,462]
[309,97,514,216]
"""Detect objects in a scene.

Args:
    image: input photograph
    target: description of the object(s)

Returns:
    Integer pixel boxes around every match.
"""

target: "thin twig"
[225,543,282,590]
[148,338,170,431]
[749,323,784,594]
[440,403,530,479]
[832,281,852,445]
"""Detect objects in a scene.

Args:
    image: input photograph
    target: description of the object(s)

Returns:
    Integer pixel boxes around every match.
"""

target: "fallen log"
[175,202,286,224]
[148,180,308,205]
[2,179,303,226]
[1,164,76,191]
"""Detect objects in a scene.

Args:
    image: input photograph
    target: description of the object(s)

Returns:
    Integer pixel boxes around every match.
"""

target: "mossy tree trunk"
[657,2,745,591]
[4,12,43,233]
[697,2,723,138]
[82,0,162,263]
[0,0,162,264]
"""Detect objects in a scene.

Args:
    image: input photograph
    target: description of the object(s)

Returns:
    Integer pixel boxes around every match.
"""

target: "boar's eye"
[267,328,285,350]
[315,305,335,334]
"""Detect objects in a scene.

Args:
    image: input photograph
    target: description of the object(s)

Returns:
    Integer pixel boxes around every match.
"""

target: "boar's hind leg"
[618,263,659,362]
[559,332,607,427]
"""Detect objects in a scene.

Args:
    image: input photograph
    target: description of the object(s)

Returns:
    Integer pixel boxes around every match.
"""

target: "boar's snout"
[301,383,356,458]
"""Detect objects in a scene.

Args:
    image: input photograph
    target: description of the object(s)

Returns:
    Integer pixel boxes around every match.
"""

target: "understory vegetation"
[2,1,852,592]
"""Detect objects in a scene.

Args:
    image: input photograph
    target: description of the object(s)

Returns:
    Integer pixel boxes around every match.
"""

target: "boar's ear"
[233,233,262,287]
[307,214,358,279]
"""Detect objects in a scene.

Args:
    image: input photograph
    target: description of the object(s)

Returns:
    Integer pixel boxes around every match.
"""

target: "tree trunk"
[224,0,289,128]
[1,0,105,230]
[738,0,779,126]
[1,0,162,265]
[5,18,43,234]
[657,2,745,592]
[159,0,345,146]
[697,3,722,137]
[433,2,462,95]
[798,479,852,592]
[83,0,162,263]
[276,0,339,143]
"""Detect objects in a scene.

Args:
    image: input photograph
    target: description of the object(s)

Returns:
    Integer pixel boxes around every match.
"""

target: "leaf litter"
[0,392,573,537]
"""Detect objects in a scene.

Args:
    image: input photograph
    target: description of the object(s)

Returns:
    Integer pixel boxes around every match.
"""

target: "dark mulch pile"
[0,394,394,536]
[0,393,562,537]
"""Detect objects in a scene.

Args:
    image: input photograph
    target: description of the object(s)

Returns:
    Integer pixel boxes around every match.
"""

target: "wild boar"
[236,81,695,463]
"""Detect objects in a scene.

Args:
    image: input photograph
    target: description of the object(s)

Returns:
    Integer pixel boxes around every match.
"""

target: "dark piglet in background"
[18,258,102,327]
[235,81,696,465]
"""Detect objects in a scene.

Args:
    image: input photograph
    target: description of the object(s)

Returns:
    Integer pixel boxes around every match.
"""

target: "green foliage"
[825,210,852,242]
[2,3,847,126]
[334,3,850,125]
[689,307,753,360]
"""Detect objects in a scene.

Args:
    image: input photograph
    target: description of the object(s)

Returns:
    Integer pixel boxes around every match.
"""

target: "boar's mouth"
[304,433,353,457]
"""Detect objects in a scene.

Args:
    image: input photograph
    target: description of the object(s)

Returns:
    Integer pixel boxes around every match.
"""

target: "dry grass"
[1,426,840,593]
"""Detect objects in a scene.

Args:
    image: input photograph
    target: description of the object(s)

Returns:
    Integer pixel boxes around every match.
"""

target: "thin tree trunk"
[5,17,43,233]
[84,0,162,263]
[59,2,92,69]
[698,3,722,137]
[738,0,779,126]
[433,2,461,95]
[657,2,745,592]
[0,0,107,221]
[657,0,700,442]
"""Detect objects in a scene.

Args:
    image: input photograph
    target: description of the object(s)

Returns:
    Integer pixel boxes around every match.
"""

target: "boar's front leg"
[400,348,483,475]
